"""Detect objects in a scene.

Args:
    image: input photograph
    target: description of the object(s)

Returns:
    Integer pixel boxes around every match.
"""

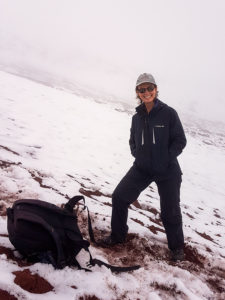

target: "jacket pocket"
[135,144,151,172]
[151,125,169,173]
[152,125,165,144]
[152,145,169,174]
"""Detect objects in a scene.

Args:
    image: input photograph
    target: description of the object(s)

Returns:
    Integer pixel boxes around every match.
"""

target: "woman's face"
[136,83,157,104]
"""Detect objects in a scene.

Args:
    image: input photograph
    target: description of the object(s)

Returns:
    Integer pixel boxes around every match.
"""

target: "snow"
[0,70,225,299]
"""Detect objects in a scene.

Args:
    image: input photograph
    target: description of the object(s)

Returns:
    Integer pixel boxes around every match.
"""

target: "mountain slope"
[0,70,224,299]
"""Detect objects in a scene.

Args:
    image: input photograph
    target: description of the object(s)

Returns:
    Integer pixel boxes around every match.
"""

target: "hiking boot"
[98,235,124,247]
[170,248,184,262]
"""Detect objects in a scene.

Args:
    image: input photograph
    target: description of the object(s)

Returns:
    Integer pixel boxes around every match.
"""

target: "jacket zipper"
[142,118,148,146]
[153,128,155,144]
[142,129,144,145]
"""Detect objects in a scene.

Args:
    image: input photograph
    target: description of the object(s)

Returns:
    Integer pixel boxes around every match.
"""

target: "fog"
[0,0,225,122]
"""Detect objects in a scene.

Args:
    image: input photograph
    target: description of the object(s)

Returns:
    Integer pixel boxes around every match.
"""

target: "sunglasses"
[137,85,156,94]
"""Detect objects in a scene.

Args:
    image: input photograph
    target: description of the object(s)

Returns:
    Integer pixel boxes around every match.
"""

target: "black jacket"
[129,99,187,175]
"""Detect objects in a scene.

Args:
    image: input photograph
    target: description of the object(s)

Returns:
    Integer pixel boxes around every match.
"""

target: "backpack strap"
[64,195,85,212]
[70,256,92,272]
[89,258,140,273]
[64,196,96,243]
[85,206,96,243]
[86,249,140,273]
[65,196,141,272]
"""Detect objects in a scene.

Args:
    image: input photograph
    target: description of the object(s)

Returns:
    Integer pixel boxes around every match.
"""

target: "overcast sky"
[0,0,225,122]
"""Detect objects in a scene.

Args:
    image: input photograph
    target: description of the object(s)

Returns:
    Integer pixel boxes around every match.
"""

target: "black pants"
[111,165,184,250]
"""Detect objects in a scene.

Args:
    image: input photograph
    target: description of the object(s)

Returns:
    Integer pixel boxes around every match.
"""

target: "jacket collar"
[136,98,164,116]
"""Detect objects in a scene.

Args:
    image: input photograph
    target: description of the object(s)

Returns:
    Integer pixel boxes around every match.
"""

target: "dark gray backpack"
[7,196,140,272]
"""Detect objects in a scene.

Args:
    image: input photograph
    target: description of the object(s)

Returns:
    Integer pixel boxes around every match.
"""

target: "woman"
[101,73,187,261]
